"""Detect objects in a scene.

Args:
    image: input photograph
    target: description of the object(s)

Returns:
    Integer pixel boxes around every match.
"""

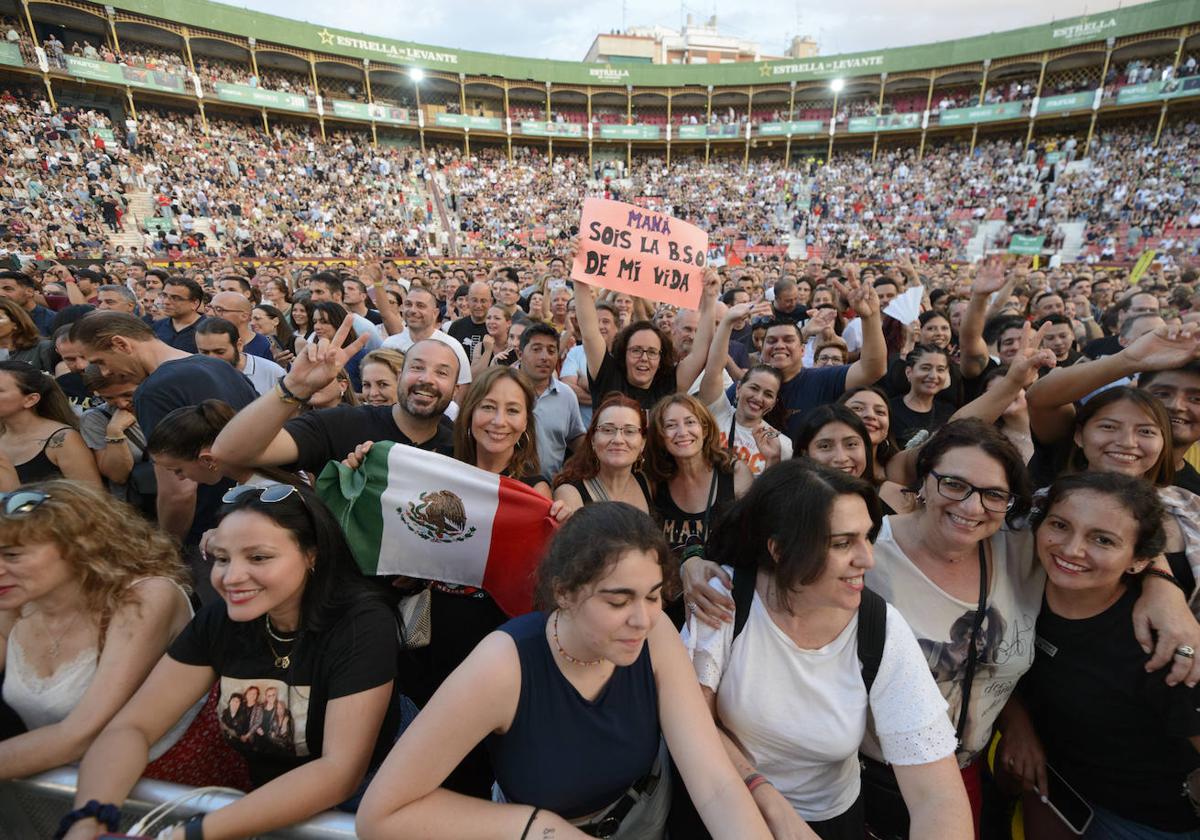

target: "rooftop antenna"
[622,0,627,31]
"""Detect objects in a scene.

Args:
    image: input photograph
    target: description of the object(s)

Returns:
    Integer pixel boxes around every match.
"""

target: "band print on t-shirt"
[217,677,310,758]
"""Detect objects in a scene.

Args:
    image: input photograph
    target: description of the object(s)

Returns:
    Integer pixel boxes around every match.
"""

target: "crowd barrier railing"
[0,766,356,839]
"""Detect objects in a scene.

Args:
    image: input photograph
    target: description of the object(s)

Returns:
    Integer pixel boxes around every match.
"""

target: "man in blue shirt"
[152,276,207,354]
[0,270,56,335]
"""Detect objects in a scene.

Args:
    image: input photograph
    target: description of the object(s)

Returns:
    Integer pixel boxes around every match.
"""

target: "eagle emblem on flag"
[399,490,478,543]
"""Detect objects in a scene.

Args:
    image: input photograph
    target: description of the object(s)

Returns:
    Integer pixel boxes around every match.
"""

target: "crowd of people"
[3,77,1200,268]
[0,193,1197,840]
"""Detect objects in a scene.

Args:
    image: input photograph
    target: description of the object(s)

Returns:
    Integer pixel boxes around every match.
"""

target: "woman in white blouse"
[684,459,971,840]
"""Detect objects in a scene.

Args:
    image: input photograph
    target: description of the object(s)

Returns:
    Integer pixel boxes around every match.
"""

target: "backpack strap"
[730,564,756,641]
[857,588,888,695]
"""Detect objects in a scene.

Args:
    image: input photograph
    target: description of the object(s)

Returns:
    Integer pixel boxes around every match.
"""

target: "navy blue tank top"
[486,611,660,818]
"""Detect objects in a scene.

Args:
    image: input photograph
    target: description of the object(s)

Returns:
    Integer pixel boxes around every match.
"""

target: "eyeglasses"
[595,424,642,439]
[0,490,50,516]
[626,347,661,360]
[929,471,1016,513]
[209,305,248,317]
[221,483,300,505]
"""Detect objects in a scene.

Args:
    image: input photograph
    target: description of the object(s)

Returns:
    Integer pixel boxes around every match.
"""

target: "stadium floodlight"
[830,78,845,93]
[410,67,425,83]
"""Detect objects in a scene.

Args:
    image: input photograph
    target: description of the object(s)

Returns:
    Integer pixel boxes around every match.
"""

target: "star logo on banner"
[317,28,335,45]
[759,63,773,78]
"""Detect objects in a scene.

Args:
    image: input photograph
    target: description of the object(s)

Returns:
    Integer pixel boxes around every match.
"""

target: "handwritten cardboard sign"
[571,197,708,310]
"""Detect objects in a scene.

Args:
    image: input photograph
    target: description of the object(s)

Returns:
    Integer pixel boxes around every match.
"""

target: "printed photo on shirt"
[217,677,310,758]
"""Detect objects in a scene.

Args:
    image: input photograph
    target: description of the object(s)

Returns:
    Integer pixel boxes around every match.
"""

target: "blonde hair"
[362,348,405,376]
[0,480,188,638]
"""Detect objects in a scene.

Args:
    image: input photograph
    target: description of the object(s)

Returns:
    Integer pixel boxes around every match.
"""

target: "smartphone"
[1035,764,1093,835]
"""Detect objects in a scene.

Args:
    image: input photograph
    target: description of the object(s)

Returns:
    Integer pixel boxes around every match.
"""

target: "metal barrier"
[0,767,356,839]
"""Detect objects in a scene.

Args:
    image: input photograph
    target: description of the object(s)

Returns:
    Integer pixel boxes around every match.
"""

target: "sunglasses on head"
[0,490,50,516]
[221,484,300,505]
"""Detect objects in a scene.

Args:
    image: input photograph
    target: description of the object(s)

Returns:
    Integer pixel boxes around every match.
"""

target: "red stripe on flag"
[481,477,557,617]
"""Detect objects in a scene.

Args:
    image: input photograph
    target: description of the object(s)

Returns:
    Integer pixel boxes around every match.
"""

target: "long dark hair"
[216,485,392,634]
[0,361,77,428]
[1068,386,1174,487]
[255,303,296,349]
[707,459,881,610]
[792,404,877,485]
[837,385,898,467]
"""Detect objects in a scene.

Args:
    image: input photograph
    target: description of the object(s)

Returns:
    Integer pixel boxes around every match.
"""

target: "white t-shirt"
[240,352,286,396]
[707,394,792,476]
[683,577,956,822]
[382,328,472,386]
[866,518,1044,766]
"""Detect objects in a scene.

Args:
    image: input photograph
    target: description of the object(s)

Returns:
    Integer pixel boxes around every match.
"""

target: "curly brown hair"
[0,480,188,642]
[644,393,734,482]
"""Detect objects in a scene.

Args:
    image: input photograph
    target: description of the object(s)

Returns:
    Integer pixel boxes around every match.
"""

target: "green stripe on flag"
[315,441,390,575]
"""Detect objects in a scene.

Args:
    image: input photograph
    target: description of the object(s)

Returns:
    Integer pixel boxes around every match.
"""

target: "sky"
[228,0,1143,60]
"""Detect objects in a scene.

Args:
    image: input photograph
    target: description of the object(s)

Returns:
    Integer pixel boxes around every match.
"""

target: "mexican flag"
[315,441,555,617]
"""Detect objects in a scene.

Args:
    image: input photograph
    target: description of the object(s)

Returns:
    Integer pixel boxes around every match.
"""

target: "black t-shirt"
[1175,460,1200,497]
[56,372,104,414]
[588,351,676,412]
[878,355,966,408]
[169,597,401,787]
[1023,587,1200,832]
[887,396,956,448]
[447,316,489,357]
[134,357,259,545]
[1083,334,1122,360]
[283,404,455,474]
[134,355,258,438]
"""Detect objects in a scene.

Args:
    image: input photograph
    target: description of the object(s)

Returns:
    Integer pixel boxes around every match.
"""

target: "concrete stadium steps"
[1057,222,1086,263]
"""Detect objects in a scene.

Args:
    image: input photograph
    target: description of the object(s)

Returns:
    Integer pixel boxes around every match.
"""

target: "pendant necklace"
[265,615,297,669]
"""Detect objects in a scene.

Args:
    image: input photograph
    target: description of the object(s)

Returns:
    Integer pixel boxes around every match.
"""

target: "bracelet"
[183,813,205,840]
[520,807,541,840]
[680,543,706,566]
[53,800,121,839]
[274,377,304,406]
[104,435,127,444]
[1142,567,1187,593]
[744,772,769,793]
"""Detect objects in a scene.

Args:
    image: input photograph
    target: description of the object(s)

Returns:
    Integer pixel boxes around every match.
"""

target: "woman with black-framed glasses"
[863,419,1200,838]
[64,483,405,840]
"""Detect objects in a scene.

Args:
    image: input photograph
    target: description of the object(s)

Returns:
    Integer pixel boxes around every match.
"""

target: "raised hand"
[723,301,754,324]
[1123,323,1200,372]
[801,308,837,340]
[700,266,720,306]
[752,423,782,465]
[360,259,384,287]
[972,255,1009,296]
[831,268,880,319]
[282,311,370,400]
